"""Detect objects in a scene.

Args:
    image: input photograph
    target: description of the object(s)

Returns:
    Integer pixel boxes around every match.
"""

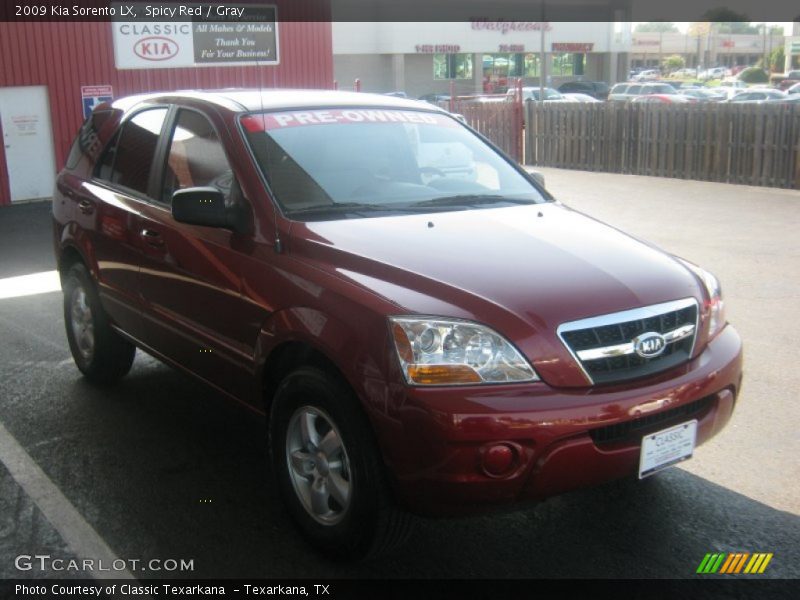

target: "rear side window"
[161,109,232,204]
[66,110,113,170]
[95,108,168,195]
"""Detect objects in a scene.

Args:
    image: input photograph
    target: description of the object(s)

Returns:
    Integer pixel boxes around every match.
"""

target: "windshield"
[241,108,547,221]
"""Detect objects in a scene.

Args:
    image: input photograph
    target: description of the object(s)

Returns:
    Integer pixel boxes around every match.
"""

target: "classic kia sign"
[133,37,180,61]
[112,3,278,69]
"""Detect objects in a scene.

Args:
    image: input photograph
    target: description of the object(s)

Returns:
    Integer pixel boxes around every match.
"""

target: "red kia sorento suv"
[53,90,743,558]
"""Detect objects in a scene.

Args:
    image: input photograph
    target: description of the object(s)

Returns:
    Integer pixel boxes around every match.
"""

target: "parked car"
[418,93,450,105]
[557,80,610,100]
[631,69,660,81]
[608,82,678,102]
[718,79,747,89]
[726,89,788,103]
[766,94,800,105]
[631,94,693,104]
[713,87,747,102]
[670,68,698,79]
[776,70,800,91]
[698,67,728,81]
[785,82,800,95]
[505,86,568,102]
[678,88,728,103]
[677,88,728,103]
[54,90,743,559]
[561,93,602,103]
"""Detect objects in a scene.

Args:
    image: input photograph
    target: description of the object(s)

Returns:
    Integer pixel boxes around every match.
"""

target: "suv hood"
[290,203,703,387]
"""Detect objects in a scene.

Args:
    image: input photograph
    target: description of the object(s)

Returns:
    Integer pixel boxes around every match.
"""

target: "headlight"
[389,317,539,385]
[677,259,726,339]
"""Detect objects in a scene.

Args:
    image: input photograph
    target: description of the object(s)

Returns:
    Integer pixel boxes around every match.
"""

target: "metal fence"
[524,102,800,189]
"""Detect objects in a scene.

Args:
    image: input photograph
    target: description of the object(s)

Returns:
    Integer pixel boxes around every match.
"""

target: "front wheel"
[63,263,135,384]
[269,367,412,559]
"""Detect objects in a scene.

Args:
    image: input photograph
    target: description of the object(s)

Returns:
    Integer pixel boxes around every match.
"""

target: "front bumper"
[382,325,743,516]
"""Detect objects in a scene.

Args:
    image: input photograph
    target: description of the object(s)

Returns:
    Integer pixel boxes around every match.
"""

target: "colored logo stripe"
[698,552,773,574]
[744,553,773,574]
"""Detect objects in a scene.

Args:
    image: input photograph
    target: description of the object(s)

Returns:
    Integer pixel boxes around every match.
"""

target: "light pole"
[539,1,546,103]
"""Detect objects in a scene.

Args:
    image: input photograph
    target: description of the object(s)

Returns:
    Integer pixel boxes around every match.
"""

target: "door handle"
[77,199,94,214]
[141,228,165,247]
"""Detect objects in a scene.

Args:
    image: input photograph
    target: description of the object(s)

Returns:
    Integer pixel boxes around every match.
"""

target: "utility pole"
[539,1,546,103]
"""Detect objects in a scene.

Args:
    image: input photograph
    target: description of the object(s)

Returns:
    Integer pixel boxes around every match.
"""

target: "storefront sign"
[81,85,113,118]
[112,3,278,69]
[633,38,660,46]
[499,44,525,52]
[551,43,594,52]
[471,20,552,34]
[415,45,461,53]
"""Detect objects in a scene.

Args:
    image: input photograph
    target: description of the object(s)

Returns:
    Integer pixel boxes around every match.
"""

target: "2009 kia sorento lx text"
[53,90,743,558]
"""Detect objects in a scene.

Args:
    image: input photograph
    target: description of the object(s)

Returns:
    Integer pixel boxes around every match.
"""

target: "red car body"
[53,91,743,521]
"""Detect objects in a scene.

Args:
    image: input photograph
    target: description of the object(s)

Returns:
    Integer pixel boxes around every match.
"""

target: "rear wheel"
[63,263,135,384]
[269,367,412,559]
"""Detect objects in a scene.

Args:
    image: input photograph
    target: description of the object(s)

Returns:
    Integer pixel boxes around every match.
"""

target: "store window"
[552,53,576,76]
[433,53,473,79]
[482,53,540,92]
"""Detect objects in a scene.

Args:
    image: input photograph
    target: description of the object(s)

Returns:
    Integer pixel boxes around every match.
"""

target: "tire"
[269,367,412,559]
[62,263,135,384]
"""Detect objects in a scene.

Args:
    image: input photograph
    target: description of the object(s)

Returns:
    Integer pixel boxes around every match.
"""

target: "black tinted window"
[95,130,119,182]
[66,110,113,170]
[161,110,232,203]
[98,108,168,195]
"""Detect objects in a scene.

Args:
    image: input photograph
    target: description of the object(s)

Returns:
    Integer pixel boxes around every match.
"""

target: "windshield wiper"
[412,194,536,208]
[285,202,422,216]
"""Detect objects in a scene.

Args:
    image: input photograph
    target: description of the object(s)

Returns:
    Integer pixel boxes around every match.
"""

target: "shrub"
[738,67,769,84]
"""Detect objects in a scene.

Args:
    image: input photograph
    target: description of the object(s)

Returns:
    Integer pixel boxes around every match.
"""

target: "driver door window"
[161,110,233,204]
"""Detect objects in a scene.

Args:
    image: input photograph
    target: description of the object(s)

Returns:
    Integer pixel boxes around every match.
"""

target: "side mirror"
[172,187,235,230]
[528,171,546,188]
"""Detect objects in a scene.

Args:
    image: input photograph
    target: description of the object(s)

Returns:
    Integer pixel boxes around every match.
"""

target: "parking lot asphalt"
[0,171,798,582]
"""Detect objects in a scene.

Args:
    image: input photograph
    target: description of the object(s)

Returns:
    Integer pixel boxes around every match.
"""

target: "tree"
[662,55,686,72]
[634,22,679,33]
[769,46,785,73]
[739,67,769,83]
[688,22,712,37]
[701,8,748,22]
[699,8,758,34]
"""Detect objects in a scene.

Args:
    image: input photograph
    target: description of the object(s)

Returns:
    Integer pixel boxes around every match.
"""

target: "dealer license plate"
[638,420,697,479]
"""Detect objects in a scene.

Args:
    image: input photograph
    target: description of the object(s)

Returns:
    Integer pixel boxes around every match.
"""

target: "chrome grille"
[558,298,699,385]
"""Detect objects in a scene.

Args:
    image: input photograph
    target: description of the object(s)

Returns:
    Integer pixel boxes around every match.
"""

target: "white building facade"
[332,22,631,96]
[333,22,796,97]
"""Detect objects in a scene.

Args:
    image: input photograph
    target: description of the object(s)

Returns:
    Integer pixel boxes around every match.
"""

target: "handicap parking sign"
[81,85,114,118]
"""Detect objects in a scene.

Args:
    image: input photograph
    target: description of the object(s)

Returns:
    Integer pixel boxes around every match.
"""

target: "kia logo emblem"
[134,36,179,61]
[634,332,667,358]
